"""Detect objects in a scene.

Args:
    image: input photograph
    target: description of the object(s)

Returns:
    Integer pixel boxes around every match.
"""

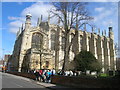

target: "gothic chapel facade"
[8,14,116,73]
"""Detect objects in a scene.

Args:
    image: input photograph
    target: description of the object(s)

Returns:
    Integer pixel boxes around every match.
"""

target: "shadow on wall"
[51,75,120,88]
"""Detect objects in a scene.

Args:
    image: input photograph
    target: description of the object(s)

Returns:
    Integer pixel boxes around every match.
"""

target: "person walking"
[34,70,40,81]
[39,69,44,82]
[42,69,47,82]
[51,68,56,75]
[45,70,51,83]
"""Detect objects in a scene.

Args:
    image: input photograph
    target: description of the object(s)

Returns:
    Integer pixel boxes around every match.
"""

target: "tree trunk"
[62,32,70,71]
[55,26,60,70]
[72,30,79,56]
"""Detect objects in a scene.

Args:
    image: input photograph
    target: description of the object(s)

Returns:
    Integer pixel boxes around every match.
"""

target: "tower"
[48,14,50,24]
[18,13,32,72]
[108,26,116,70]
[109,26,114,40]
[25,13,32,29]
[98,28,100,35]
[37,17,40,26]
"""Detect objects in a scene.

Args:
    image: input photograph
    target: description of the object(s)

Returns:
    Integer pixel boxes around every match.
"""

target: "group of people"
[33,68,56,83]
[30,69,81,83]
[57,70,81,76]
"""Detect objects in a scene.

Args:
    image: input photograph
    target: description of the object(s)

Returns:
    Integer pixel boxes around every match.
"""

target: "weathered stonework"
[9,14,116,73]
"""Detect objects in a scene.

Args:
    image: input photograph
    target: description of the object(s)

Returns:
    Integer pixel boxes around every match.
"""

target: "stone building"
[116,58,120,70]
[9,14,116,73]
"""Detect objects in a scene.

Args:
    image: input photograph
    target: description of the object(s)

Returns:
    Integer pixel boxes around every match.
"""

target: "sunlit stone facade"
[9,14,116,73]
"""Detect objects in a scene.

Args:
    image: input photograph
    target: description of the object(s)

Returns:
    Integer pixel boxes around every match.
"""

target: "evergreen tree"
[74,50,102,72]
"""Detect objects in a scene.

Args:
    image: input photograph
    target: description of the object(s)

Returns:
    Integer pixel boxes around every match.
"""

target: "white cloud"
[8,16,24,21]
[95,7,104,12]
[8,2,118,35]
[94,10,112,22]
[21,2,54,20]
[9,20,23,33]
[93,2,118,27]
[8,16,18,20]
[8,2,56,34]
[10,27,20,33]
[9,20,23,27]
[91,3,118,42]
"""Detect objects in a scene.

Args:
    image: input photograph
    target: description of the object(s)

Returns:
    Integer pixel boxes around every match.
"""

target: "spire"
[92,27,94,33]
[109,26,114,39]
[37,17,40,26]
[98,28,100,35]
[21,24,24,30]
[104,30,106,36]
[57,18,60,25]
[108,22,113,32]
[48,13,50,24]
[102,30,104,36]
[16,31,19,38]
[109,26,113,32]
[41,15,43,22]
[17,27,21,37]
[84,23,86,31]
[19,27,21,34]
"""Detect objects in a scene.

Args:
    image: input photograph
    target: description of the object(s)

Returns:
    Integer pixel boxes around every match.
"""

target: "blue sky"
[1,2,118,59]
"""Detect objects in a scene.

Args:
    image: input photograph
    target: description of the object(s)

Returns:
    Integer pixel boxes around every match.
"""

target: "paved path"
[1,72,68,89]
[1,72,49,89]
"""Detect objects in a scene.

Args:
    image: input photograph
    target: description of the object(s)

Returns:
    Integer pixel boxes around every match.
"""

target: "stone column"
[55,27,60,70]
[79,33,83,52]
[18,33,28,72]
[78,31,81,52]
[58,29,63,69]
[96,35,104,72]
[101,39,105,72]
[89,33,98,59]
[82,31,89,51]
[48,28,51,49]
[109,39,116,70]
[108,26,116,70]
[103,37,110,72]
[69,32,75,62]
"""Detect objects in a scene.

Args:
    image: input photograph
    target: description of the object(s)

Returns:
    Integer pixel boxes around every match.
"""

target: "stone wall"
[51,75,120,88]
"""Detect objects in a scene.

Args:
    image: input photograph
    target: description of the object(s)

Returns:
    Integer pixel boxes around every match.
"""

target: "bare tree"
[50,2,93,71]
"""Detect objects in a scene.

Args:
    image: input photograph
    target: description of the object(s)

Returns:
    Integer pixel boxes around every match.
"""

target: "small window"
[36,61,38,65]
[46,61,49,68]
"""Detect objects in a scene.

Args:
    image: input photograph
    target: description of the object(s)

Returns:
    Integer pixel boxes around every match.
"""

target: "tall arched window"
[61,36,65,50]
[80,35,83,49]
[88,37,91,51]
[32,33,43,49]
[51,30,56,50]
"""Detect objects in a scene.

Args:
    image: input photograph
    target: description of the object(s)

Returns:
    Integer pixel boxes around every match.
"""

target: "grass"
[80,73,112,78]
[98,73,109,77]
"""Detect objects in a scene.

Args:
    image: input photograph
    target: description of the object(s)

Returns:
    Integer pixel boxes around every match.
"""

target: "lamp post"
[39,49,42,70]
[2,49,5,59]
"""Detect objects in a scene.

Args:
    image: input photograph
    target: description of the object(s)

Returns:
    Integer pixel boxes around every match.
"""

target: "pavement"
[31,78,69,89]
[36,81,68,89]
[2,72,68,89]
